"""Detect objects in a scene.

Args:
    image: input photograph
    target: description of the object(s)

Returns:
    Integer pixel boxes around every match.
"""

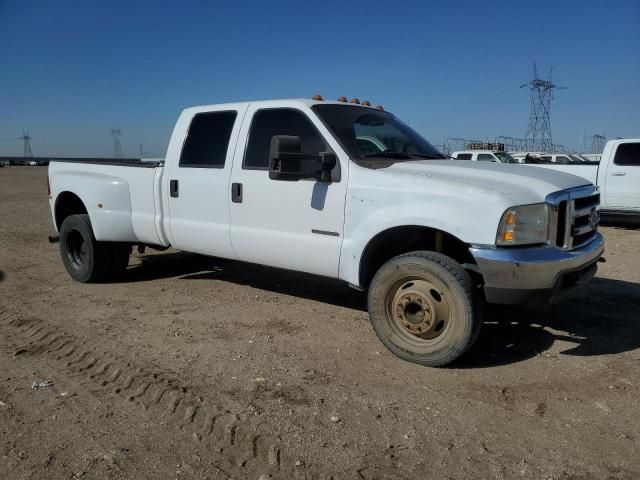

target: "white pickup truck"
[525,139,640,220]
[48,98,604,366]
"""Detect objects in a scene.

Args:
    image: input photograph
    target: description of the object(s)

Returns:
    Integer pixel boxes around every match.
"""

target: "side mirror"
[269,135,336,182]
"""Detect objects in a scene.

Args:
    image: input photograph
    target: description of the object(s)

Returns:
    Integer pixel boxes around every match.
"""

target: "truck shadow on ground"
[126,252,640,368]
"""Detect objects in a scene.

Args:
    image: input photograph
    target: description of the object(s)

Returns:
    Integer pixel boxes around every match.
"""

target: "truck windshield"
[312,104,446,161]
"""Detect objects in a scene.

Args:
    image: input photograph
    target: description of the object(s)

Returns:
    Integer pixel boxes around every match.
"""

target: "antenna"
[521,62,566,152]
[110,128,123,158]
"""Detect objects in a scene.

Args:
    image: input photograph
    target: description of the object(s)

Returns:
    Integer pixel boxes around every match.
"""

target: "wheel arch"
[54,191,89,231]
[358,225,476,288]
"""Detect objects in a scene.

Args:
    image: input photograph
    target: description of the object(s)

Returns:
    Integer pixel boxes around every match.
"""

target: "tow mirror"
[269,135,336,182]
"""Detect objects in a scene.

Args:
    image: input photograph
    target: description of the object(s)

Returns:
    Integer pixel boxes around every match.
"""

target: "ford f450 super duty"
[48,98,605,366]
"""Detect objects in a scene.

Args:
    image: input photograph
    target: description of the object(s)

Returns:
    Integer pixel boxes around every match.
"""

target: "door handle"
[611,172,627,176]
[170,179,179,197]
[231,182,243,203]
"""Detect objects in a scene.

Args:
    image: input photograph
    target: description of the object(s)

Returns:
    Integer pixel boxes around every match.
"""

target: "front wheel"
[367,251,482,367]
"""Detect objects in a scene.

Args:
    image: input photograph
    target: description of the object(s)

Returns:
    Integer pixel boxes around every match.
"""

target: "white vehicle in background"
[580,153,602,163]
[524,139,640,220]
[47,97,605,367]
[452,150,516,163]
[537,154,593,164]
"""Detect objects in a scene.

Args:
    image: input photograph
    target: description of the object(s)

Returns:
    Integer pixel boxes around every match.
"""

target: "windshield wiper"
[363,150,412,160]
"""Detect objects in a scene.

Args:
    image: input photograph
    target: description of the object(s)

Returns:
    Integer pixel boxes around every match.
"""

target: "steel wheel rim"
[385,277,452,347]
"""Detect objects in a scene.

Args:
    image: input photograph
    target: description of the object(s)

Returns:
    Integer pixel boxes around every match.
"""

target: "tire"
[59,214,122,283]
[367,251,482,367]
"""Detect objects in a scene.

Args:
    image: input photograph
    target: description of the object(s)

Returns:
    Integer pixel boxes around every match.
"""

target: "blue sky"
[0,0,638,157]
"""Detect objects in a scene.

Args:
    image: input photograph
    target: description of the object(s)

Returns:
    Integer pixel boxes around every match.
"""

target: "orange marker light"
[376,105,384,111]
[350,98,360,104]
[505,211,516,225]
[337,96,347,102]
[362,100,371,106]
[312,94,324,101]
[503,231,514,241]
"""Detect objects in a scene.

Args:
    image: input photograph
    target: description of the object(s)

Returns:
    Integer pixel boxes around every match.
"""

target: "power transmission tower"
[20,131,33,157]
[521,63,565,152]
[110,128,123,158]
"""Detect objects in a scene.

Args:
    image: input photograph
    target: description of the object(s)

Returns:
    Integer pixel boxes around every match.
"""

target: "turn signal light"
[505,211,516,225]
[503,231,514,241]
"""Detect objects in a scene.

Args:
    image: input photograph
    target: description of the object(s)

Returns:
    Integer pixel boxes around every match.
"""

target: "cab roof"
[183,98,383,114]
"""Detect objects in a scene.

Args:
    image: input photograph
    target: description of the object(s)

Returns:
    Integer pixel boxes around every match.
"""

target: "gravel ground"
[1,166,639,479]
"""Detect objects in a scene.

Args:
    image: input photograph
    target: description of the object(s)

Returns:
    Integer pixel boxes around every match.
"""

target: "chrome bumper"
[469,232,604,305]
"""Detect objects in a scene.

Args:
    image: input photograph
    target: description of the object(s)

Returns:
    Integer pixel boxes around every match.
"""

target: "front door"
[165,105,247,258]
[229,104,347,277]
[604,142,640,211]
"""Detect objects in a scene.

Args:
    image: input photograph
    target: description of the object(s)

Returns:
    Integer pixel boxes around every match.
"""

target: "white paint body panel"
[48,98,600,288]
[162,104,249,258]
[228,101,348,277]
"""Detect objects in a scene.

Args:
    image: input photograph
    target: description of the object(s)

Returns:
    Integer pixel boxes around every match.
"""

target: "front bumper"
[469,232,604,305]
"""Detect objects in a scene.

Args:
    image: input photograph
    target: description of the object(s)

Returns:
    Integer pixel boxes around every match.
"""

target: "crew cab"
[48,98,605,367]
[523,139,640,220]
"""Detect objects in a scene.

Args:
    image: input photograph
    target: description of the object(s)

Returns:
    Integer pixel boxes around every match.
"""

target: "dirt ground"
[1,166,639,480]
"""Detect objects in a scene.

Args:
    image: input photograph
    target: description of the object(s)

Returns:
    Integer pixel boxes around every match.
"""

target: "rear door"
[165,105,247,257]
[228,104,347,277]
[603,142,640,211]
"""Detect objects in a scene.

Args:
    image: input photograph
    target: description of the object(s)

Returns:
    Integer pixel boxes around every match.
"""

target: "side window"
[456,153,472,160]
[180,111,237,168]
[613,143,640,166]
[477,154,495,162]
[540,156,552,162]
[556,155,571,164]
[244,109,329,170]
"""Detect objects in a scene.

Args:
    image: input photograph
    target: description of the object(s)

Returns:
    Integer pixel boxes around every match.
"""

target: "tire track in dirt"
[0,310,290,477]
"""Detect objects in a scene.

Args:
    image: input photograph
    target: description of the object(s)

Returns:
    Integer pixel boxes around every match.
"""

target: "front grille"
[551,188,600,250]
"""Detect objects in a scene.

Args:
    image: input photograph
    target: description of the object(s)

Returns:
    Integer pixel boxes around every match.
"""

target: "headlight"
[496,203,550,246]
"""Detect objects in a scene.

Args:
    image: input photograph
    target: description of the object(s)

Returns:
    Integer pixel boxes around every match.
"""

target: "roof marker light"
[362,100,371,106]
[376,105,384,111]
[337,96,347,102]
[350,98,360,104]
[312,94,324,101]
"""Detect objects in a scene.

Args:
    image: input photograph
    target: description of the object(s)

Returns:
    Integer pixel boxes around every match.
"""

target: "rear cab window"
[180,111,237,168]
[456,153,472,160]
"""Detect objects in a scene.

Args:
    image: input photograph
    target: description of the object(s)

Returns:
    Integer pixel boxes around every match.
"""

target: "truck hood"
[381,160,591,204]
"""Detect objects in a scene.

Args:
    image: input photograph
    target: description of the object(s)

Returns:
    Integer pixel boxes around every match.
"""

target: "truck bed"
[48,160,168,247]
